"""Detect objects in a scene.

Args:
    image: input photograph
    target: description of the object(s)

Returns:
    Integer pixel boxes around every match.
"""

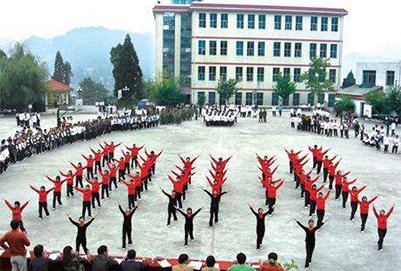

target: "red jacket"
[128,146,143,157]
[373,207,394,229]
[0,230,30,257]
[47,178,66,192]
[267,181,283,198]
[170,177,184,193]
[123,181,136,195]
[349,186,367,202]
[5,201,29,221]
[310,185,325,201]
[316,191,331,210]
[107,165,118,177]
[91,149,102,161]
[342,179,356,192]
[87,180,100,193]
[76,188,92,202]
[99,171,110,185]
[358,197,377,214]
[30,186,54,202]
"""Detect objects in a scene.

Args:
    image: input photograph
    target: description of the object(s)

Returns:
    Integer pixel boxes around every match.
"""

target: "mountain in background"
[21,27,154,89]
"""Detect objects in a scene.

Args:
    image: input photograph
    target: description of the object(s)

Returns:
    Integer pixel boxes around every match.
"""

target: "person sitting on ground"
[121,249,149,271]
[228,253,255,271]
[172,254,193,271]
[91,245,118,271]
[28,244,58,271]
[261,252,284,271]
[201,255,220,271]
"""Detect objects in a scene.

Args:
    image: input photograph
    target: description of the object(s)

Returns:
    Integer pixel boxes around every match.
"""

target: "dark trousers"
[87,167,94,179]
[305,242,315,268]
[125,163,130,174]
[378,229,387,250]
[316,209,325,228]
[300,184,305,198]
[119,170,125,181]
[392,146,398,154]
[335,185,342,199]
[52,192,62,208]
[312,157,317,169]
[167,207,177,225]
[101,184,109,199]
[176,193,183,208]
[131,157,138,168]
[323,168,328,183]
[136,187,142,199]
[184,225,194,245]
[76,176,83,188]
[350,201,358,219]
[67,184,74,197]
[342,192,349,208]
[128,194,136,209]
[109,177,117,190]
[316,161,322,174]
[92,192,100,208]
[39,202,49,218]
[304,191,310,207]
[82,201,91,218]
[361,213,368,231]
[309,200,316,216]
[209,207,219,227]
[267,197,276,214]
[329,176,335,189]
[256,227,265,249]
[76,238,88,254]
[289,161,293,174]
[18,221,26,233]
[94,161,101,174]
[122,226,132,248]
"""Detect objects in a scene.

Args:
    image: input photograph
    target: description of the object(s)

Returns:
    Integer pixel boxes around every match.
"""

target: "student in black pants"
[248,203,269,250]
[160,188,178,226]
[118,202,139,249]
[66,213,97,254]
[294,217,327,269]
[203,189,228,227]
[176,207,202,247]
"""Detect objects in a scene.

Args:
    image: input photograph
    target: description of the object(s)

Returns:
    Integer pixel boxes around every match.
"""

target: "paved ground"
[0,114,400,271]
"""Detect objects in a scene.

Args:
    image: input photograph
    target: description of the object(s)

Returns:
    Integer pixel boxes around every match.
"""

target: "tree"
[154,78,185,106]
[110,34,143,102]
[80,77,109,105]
[53,51,64,82]
[273,72,296,105]
[0,43,48,111]
[301,58,335,105]
[385,86,401,117]
[342,70,356,88]
[0,49,6,59]
[197,94,205,106]
[216,78,240,105]
[366,89,388,114]
[63,61,73,86]
[334,96,356,115]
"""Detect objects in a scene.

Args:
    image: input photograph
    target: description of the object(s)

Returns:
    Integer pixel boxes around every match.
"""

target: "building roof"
[46,78,73,93]
[153,3,348,16]
[336,85,383,100]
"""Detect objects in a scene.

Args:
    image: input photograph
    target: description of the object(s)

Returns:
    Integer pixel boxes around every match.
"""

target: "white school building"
[153,2,348,106]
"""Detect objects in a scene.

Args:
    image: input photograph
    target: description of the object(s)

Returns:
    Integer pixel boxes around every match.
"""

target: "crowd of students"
[0,113,160,175]
[360,123,399,154]
[201,105,238,127]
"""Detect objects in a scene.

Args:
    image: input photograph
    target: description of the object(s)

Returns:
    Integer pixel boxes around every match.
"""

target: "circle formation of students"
[0,141,396,270]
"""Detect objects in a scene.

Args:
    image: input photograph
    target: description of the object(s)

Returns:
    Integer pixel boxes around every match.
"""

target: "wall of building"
[356,62,401,90]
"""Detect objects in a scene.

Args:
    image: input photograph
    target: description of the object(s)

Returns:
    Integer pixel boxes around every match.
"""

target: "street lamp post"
[77,87,82,99]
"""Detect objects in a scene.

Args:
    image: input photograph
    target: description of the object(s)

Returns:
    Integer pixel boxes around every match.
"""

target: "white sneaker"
[190,239,195,242]
[185,245,188,248]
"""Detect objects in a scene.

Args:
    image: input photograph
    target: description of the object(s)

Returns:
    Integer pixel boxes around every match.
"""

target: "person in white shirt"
[383,135,390,152]
[391,135,399,154]
[390,122,396,136]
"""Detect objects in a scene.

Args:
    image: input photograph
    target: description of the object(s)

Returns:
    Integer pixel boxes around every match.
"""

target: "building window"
[310,43,317,59]
[220,41,227,55]
[273,67,280,82]
[272,93,279,105]
[321,17,328,31]
[246,67,254,81]
[221,14,228,28]
[257,67,264,82]
[285,15,292,30]
[197,92,205,105]
[199,13,206,28]
[259,15,266,29]
[310,17,318,31]
[320,44,327,58]
[296,16,303,30]
[386,71,395,86]
[198,66,205,80]
[329,69,336,83]
[220,66,227,81]
[237,14,244,29]
[209,41,217,55]
[362,70,376,87]
[318,93,325,104]
[295,43,302,57]
[247,41,254,56]
[294,68,301,82]
[328,93,335,107]
[283,68,291,77]
[293,93,300,106]
[258,42,265,56]
[284,42,291,57]
[208,92,216,105]
[273,42,281,57]
[245,93,253,105]
[330,44,338,58]
[198,40,206,55]
[210,13,217,28]
[274,15,281,30]
[307,93,314,105]
[256,93,264,105]
[248,14,255,29]
[235,92,242,105]
[236,41,244,56]
[331,17,339,32]
[209,66,216,81]
[236,67,243,81]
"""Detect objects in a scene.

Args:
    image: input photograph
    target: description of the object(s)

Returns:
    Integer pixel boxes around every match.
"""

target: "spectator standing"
[121,249,149,271]
[0,220,31,271]
[172,254,193,271]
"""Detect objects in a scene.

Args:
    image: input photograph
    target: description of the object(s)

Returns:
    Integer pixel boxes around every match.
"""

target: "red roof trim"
[46,78,73,92]
[153,5,190,13]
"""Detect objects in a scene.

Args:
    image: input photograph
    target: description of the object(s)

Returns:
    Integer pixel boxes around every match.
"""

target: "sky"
[0,0,400,59]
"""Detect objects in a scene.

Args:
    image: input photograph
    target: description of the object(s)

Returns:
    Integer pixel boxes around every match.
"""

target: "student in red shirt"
[122,150,131,174]
[85,176,101,208]
[125,143,144,168]
[70,162,86,188]
[114,157,127,181]
[266,180,283,215]
[145,149,163,175]
[121,178,137,209]
[358,196,378,232]
[308,145,321,170]
[99,143,110,166]
[82,154,95,179]
[59,170,76,198]
[105,141,121,160]
[349,185,367,220]
[334,170,350,199]
[98,168,110,199]
[30,185,54,219]
[90,148,103,174]
[106,162,119,191]
[373,204,395,250]
[308,184,325,216]
[46,175,67,209]
[284,149,301,174]
[316,191,331,228]
[314,148,330,174]
[322,154,337,183]
[341,177,357,208]
[304,175,319,208]
[169,175,184,209]
[327,159,342,190]
[4,200,29,233]
[75,185,92,218]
